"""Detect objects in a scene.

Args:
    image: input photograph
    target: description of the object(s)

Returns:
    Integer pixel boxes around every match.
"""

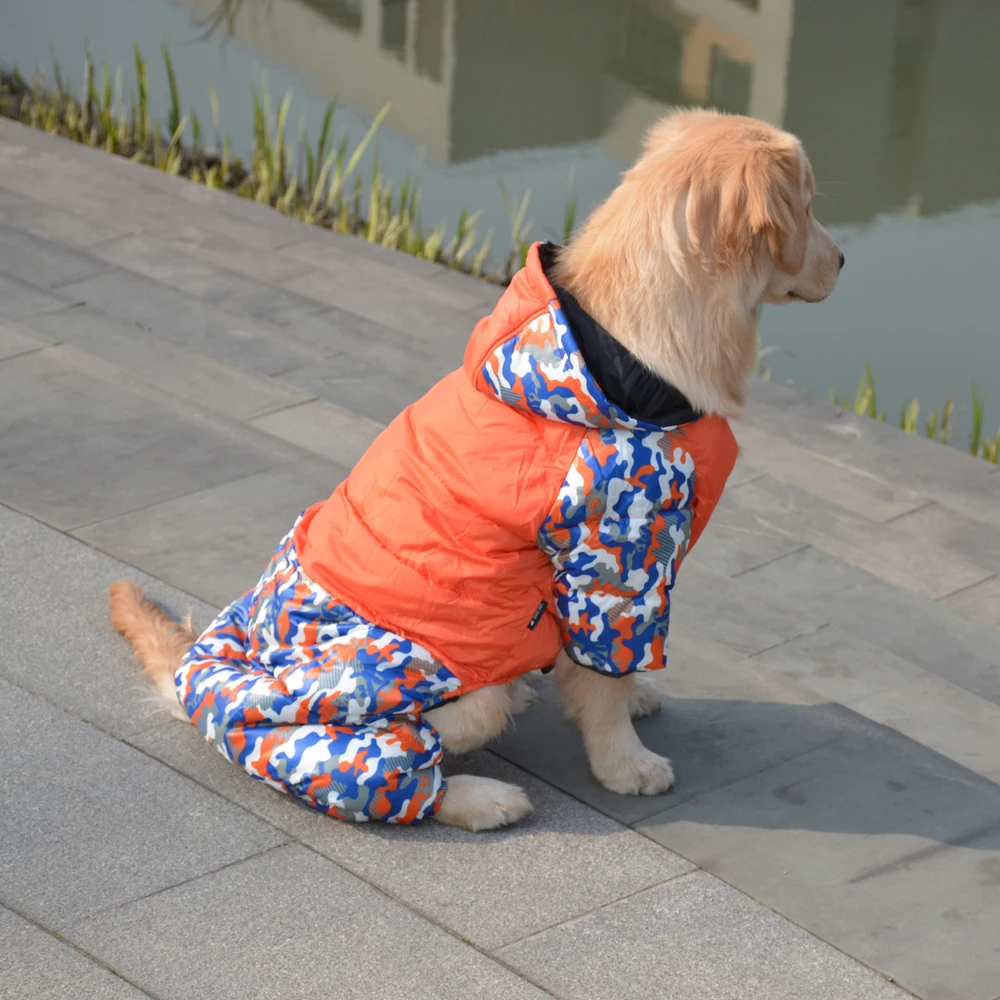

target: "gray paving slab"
[668,558,825,656]
[0,316,47,359]
[0,905,152,999]
[497,870,912,1000]
[21,303,315,421]
[892,499,1000,576]
[732,419,928,522]
[157,223,308,285]
[282,254,489,349]
[90,233,331,326]
[723,474,991,598]
[940,576,1000,629]
[278,299,460,377]
[0,120,297,255]
[0,503,216,737]
[66,843,550,1000]
[75,466,344,608]
[687,626,1000,787]
[848,679,1000,785]
[494,628,845,826]
[745,380,1000,531]
[723,456,764,488]
[685,489,808,577]
[277,226,504,309]
[0,345,276,529]
[0,271,78,318]
[279,350,451,425]
[0,222,112,288]
[0,680,287,931]
[249,398,386,469]
[637,737,1000,1000]
[130,721,695,950]
[0,185,131,248]
[52,267,314,376]
[753,623,972,711]
[738,547,1000,701]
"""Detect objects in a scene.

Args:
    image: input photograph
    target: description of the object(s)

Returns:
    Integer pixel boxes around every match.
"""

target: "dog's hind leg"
[424,682,516,753]
[434,774,533,832]
[425,683,534,831]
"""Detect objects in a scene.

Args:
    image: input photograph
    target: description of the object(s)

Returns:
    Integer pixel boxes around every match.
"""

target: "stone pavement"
[1,118,998,1000]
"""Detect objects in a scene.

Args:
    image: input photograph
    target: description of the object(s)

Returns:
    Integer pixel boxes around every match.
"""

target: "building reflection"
[185,0,1000,226]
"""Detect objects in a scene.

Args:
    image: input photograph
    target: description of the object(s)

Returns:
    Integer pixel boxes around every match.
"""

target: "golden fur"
[552,109,841,418]
[108,109,841,832]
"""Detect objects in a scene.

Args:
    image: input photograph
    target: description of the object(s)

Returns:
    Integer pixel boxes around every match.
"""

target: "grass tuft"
[833,364,996,463]
[0,43,523,281]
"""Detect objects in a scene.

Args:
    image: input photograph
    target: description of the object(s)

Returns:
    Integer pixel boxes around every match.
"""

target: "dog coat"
[295,241,737,690]
[177,241,737,823]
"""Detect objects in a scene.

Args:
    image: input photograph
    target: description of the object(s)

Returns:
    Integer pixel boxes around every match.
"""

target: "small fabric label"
[527,600,548,630]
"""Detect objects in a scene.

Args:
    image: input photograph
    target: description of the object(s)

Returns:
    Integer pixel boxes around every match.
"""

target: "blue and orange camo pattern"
[176,525,461,824]
[484,298,695,677]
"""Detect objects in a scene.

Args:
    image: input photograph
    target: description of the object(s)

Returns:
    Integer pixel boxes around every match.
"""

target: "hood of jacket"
[464,241,702,432]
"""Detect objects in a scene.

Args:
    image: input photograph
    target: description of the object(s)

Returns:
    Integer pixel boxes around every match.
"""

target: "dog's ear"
[750,144,808,274]
[713,143,808,274]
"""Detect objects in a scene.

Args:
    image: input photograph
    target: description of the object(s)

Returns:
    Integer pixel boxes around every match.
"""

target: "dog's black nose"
[838,252,845,270]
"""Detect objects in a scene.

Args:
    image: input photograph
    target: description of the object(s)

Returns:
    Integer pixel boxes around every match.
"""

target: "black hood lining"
[538,244,703,427]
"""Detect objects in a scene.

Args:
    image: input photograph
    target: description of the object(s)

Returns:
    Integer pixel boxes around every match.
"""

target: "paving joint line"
[64,468,270,533]
[0,343,50,364]
[730,542,812,578]
[289,839,564,998]
[935,573,998,603]
[492,870,707,954]
[46,263,118,291]
[0,898,163,1000]
[739,619,831,661]
[63,841,293,931]
[492,867,698,952]
[883,499,935,524]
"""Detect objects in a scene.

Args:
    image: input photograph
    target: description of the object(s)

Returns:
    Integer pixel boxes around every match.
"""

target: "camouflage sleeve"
[537,426,695,676]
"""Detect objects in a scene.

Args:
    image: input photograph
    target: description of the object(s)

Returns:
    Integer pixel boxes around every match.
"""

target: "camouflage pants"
[176,522,462,823]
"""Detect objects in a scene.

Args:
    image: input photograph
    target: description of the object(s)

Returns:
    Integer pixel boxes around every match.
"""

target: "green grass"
[831,365,999,464]
[0,42,557,283]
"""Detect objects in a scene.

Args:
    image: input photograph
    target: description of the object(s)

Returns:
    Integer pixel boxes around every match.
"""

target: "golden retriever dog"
[110,109,841,832]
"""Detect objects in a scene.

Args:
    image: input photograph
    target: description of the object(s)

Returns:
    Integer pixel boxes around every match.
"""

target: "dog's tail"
[108,580,196,721]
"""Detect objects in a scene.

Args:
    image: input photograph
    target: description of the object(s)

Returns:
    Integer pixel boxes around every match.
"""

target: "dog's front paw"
[593,749,675,796]
[628,675,662,719]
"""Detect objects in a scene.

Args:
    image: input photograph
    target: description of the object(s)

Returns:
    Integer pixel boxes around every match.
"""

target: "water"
[4,0,1000,443]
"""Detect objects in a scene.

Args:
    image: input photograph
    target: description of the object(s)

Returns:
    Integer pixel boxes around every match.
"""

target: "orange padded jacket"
[294,243,737,694]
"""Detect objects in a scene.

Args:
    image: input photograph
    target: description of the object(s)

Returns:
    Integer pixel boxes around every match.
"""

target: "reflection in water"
[3,0,999,431]
[197,0,1000,225]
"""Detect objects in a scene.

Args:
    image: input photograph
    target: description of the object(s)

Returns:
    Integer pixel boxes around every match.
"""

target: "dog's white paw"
[434,774,533,832]
[628,675,662,719]
[509,677,538,715]
[593,749,675,796]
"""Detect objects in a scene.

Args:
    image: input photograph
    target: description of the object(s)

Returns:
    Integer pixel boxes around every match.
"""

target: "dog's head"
[555,109,842,417]
[644,109,842,305]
